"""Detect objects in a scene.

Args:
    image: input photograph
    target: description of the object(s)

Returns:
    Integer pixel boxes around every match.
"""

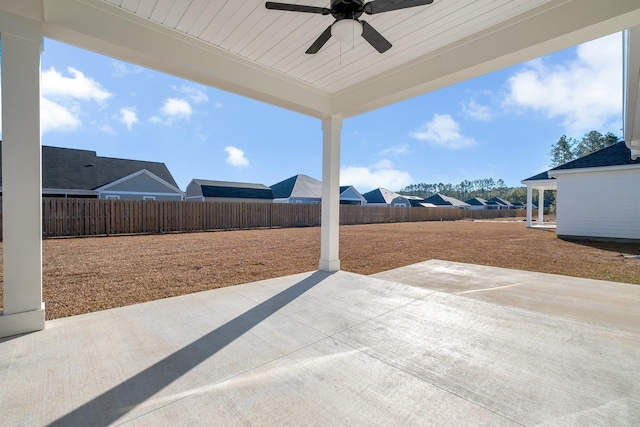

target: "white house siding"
[556,168,640,240]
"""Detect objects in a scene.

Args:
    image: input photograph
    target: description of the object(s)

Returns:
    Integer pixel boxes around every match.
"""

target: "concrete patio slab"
[372,259,640,333]
[1,263,638,426]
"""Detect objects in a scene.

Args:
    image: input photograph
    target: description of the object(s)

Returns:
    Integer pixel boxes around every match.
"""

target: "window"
[105,195,120,200]
[143,196,156,201]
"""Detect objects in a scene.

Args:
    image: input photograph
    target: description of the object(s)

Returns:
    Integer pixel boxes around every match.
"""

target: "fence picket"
[0,197,521,240]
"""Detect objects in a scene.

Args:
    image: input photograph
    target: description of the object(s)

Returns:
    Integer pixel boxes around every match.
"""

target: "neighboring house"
[185,179,274,203]
[521,170,557,227]
[512,202,526,210]
[271,174,322,204]
[465,197,490,210]
[339,185,366,205]
[404,195,425,207]
[0,144,183,200]
[522,141,640,240]
[362,188,412,207]
[416,202,439,208]
[422,193,470,209]
[486,196,515,210]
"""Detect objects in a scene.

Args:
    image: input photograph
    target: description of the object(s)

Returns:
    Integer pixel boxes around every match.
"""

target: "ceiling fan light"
[331,19,362,42]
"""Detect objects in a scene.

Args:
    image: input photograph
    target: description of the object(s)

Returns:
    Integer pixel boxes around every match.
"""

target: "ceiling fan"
[265,0,434,54]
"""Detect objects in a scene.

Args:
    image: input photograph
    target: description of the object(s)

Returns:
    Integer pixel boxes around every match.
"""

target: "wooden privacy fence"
[0,198,518,240]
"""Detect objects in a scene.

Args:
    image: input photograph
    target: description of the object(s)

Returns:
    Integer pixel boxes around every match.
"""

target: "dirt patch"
[0,220,638,320]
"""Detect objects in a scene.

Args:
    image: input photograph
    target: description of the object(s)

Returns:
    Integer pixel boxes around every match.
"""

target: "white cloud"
[409,114,477,149]
[119,107,139,130]
[37,66,112,133]
[461,99,493,121]
[111,60,142,78]
[340,159,412,192]
[214,102,223,109]
[379,144,410,156]
[225,146,249,167]
[42,67,111,102]
[504,32,622,134]
[161,98,192,118]
[41,98,81,133]
[151,98,193,125]
[173,84,209,104]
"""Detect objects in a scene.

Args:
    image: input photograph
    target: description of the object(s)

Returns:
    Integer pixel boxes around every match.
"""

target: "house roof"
[423,193,470,207]
[418,202,439,208]
[362,188,405,204]
[271,174,322,199]
[0,143,178,190]
[487,197,513,207]
[191,179,273,200]
[550,141,640,171]
[523,141,640,184]
[465,197,488,206]
[522,171,556,182]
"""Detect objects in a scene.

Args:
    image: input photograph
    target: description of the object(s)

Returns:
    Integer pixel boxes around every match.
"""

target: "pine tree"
[549,135,576,167]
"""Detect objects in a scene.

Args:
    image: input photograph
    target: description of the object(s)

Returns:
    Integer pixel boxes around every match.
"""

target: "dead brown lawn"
[1,220,638,320]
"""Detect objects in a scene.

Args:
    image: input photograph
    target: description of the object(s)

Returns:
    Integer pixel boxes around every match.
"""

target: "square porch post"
[537,188,545,225]
[0,16,45,337]
[319,115,341,272]
[526,186,533,228]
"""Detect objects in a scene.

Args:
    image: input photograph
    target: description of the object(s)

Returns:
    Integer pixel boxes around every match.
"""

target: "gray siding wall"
[185,181,204,198]
[101,193,182,201]
[105,173,180,194]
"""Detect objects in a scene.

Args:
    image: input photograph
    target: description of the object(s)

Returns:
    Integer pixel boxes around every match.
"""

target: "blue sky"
[1,32,623,192]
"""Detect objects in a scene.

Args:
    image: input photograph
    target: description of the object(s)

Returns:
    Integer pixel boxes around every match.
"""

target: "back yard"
[1,219,638,320]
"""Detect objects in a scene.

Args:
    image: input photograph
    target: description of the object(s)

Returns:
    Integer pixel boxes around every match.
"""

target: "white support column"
[319,115,341,272]
[526,186,533,228]
[0,22,45,337]
[537,189,545,225]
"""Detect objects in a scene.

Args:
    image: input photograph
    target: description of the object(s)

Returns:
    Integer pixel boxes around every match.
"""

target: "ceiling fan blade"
[265,2,331,15]
[361,21,392,53]
[364,0,434,15]
[306,25,333,54]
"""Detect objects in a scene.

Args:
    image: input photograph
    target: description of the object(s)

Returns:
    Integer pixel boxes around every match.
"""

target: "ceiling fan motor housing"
[330,0,365,20]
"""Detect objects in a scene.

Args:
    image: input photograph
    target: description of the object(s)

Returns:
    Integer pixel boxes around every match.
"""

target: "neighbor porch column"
[319,115,341,272]
[526,186,533,227]
[0,15,45,337]
[537,188,544,225]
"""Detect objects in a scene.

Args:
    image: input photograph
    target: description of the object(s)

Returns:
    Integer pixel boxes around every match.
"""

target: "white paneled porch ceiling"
[5,0,640,118]
[100,0,550,94]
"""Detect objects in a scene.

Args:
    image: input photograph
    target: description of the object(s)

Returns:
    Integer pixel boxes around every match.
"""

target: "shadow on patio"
[48,271,328,426]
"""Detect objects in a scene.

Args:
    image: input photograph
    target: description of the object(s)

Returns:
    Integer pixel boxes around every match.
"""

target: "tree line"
[549,130,619,167]
[398,130,620,205]
[399,178,529,204]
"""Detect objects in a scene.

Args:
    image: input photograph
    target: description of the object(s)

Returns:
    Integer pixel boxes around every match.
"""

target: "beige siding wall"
[556,168,640,239]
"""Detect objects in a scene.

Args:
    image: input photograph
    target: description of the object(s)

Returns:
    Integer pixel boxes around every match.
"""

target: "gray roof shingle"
[191,179,273,200]
[551,141,640,171]
[0,143,179,190]
[522,171,555,182]
[270,174,322,199]
[423,193,470,207]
